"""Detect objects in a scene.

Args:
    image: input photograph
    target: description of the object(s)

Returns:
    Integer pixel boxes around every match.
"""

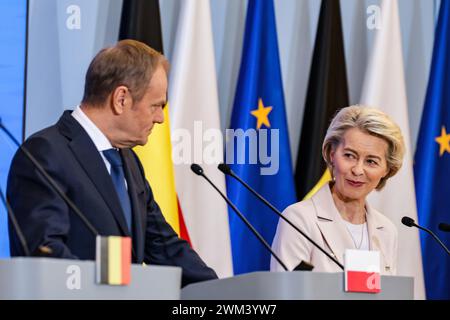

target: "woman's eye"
[344,153,355,159]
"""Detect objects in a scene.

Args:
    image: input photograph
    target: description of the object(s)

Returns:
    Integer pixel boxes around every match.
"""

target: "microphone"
[218,163,344,270]
[439,222,450,232]
[0,120,99,240]
[190,163,289,271]
[401,216,450,256]
[400,216,415,227]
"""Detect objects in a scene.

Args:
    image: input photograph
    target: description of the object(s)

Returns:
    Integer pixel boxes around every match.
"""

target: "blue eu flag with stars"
[414,0,450,300]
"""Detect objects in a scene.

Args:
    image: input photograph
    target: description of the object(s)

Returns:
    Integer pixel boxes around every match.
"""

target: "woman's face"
[330,127,389,202]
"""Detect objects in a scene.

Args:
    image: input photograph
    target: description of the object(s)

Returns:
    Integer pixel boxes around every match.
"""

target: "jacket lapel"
[366,204,392,273]
[311,184,392,273]
[121,149,146,262]
[58,111,131,237]
[312,184,355,266]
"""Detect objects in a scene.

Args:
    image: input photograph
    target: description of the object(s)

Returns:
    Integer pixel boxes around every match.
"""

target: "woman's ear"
[330,148,336,165]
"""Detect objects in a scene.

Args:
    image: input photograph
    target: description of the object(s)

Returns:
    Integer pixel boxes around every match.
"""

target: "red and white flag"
[344,249,381,293]
[168,0,233,278]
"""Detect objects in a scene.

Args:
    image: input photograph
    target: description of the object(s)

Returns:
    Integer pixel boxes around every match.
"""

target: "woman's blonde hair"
[322,105,405,190]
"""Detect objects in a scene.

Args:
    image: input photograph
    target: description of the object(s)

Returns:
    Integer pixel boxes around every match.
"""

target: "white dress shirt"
[71,106,114,174]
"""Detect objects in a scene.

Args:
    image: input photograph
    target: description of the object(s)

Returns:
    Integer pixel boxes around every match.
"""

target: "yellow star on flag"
[435,126,450,156]
[250,98,272,129]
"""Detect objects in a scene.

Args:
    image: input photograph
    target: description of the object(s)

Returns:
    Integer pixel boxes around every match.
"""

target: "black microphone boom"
[218,163,344,270]
[401,216,450,256]
[191,163,289,271]
[0,117,30,256]
[0,120,99,238]
[0,185,30,256]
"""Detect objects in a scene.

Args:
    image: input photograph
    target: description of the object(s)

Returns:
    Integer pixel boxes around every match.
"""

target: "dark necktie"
[102,149,132,233]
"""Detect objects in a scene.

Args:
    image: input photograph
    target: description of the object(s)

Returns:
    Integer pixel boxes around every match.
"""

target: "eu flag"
[226,0,296,274]
[414,0,450,300]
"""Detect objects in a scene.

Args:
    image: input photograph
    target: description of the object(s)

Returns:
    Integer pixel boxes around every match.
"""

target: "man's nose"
[154,107,164,124]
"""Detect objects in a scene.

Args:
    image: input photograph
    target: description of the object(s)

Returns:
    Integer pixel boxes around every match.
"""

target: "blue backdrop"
[0,0,27,258]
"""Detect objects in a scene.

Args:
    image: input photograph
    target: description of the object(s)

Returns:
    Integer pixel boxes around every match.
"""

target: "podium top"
[181,271,414,300]
[0,257,182,300]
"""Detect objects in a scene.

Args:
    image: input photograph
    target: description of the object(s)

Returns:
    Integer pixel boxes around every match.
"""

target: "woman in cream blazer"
[271,106,405,275]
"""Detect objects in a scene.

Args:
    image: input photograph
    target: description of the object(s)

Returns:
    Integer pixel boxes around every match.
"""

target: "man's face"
[118,66,167,147]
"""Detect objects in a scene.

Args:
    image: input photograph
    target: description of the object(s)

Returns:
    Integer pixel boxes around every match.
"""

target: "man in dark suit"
[7,40,217,286]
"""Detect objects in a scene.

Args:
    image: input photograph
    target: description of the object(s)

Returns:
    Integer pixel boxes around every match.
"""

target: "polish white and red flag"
[344,249,381,293]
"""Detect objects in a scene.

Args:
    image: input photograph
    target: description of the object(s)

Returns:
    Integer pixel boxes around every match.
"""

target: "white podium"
[181,271,414,300]
[0,257,181,300]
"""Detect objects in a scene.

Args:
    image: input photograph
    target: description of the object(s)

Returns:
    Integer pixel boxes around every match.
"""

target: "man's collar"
[71,105,113,152]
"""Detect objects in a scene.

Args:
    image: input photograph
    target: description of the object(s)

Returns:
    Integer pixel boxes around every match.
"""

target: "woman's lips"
[346,179,365,187]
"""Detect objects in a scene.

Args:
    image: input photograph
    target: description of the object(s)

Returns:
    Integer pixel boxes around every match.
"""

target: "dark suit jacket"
[7,111,217,286]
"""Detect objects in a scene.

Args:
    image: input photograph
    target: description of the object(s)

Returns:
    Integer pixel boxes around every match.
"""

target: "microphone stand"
[0,120,99,237]
[191,164,289,271]
[0,185,30,256]
[219,163,344,270]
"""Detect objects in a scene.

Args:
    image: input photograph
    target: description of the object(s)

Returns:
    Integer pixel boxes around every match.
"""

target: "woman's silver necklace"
[345,210,367,249]
[348,222,365,249]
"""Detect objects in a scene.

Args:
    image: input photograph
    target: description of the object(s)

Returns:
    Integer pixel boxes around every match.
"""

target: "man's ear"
[111,86,130,115]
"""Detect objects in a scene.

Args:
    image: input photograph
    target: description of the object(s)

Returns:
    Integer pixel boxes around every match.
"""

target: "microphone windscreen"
[401,216,415,227]
[190,163,204,175]
[218,163,232,175]
[438,223,450,232]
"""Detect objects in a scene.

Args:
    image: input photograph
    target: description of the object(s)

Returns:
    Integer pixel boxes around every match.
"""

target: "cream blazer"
[271,183,398,275]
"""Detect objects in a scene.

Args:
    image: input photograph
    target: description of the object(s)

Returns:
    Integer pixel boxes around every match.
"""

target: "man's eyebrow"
[153,99,167,105]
